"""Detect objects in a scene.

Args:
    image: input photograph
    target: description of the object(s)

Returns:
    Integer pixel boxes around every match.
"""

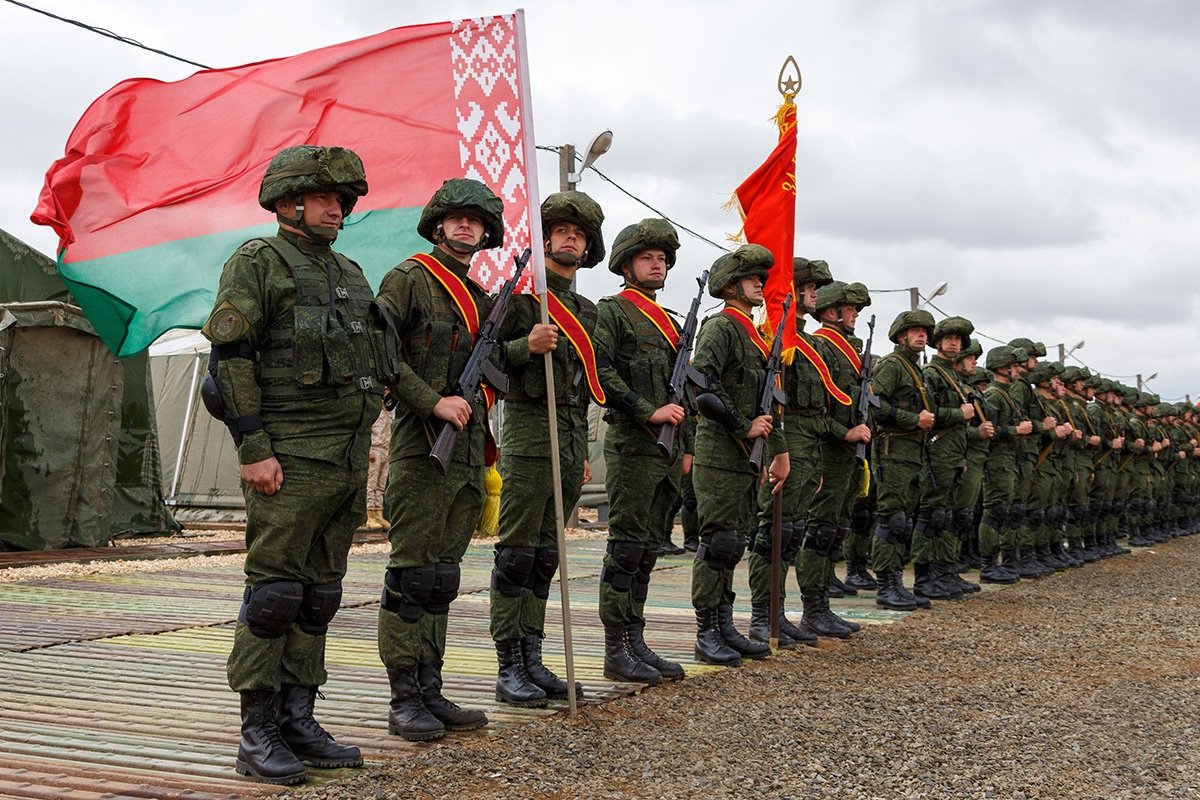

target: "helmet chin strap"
[436,223,487,255]
[279,199,339,242]
[546,248,583,268]
[734,283,763,308]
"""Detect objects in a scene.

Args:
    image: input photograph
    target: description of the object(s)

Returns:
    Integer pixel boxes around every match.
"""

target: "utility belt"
[785,406,824,417]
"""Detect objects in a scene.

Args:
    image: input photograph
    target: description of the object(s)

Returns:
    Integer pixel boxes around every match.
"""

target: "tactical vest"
[607,294,676,410]
[875,352,928,420]
[254,237,387,402]
[785,330,830,415]
[396,260,485,396]
[506,293,598,407]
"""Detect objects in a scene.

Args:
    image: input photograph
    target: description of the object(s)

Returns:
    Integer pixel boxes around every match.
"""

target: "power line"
[3,0,211,69]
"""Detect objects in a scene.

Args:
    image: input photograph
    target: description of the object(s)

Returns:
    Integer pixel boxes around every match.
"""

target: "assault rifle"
[748,294,792,471]
[656,269,710,457]
[855,314,880,463]
[429,248,531,475]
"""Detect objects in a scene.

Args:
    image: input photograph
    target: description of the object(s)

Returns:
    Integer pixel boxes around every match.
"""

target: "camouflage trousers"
[378,455,484,670]
[870,436,923,574]
[490,452,584,641]
[795,441,860,593]
[978,446,1019,557]
[228,453,365,692]
[914,434,967,568]
[691,461,758,610]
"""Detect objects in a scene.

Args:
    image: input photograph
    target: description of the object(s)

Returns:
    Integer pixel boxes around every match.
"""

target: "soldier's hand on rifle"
[767,452,790,495]
[1152,441,1162,453]
[1089,434,1101,446]
[1054,424,1071,439]
[1113,436,1124,450]
[433,396,473,430]
[844,423,872,444]
[582,459,592,484]
[527,323,559,354]
[649,403,687,426]
[1016,420,1034,435]
[960,402,975,421]
[1072,428,1084,441]
[746,414,774,439]
[1042,416,1057,431]
[1135,438,1145,449]
[241,456,283,496]
[1179,450,1187,460]
[978,421,996,440]
[917,409,935,429]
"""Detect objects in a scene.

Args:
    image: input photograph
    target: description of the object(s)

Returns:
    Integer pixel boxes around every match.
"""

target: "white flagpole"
[515,8,578,716]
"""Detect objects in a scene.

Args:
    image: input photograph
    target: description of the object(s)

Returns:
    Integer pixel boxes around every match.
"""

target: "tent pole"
[169,352,202,505]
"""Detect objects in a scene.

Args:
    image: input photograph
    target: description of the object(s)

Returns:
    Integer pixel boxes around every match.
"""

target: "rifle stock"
[429,248,531,474]
[749,294,792,471]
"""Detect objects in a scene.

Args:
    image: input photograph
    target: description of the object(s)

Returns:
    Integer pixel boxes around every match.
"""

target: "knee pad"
[426,563,461,614]
[927,508,949,531]
[750,522,773,559]
[297,581,342,635]
[779,521,800,561]
[491,546,536,598]
[601,540,645,592]
[984,505,1008,529]
[382,565,436,623]
[1027,508,1046,528]
[529,548,559,600]
[1008,503,1027,527]
[698,530,744,571]
[887,511,909,535]
[954,508,975,534]
[240,580,303,639]
[632,550,657,604]
[801,525,836,553]
[682,494,698,513]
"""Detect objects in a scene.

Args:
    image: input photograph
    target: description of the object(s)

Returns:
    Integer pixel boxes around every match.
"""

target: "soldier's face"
[800,282,818,313]
[901,328,927,351]
[957,354,978,373]
[839,304,859,331]
[738,275,764,306]
[938,335,963,358]
[547,222,588,263]
[442,212,486,248]
[627,249,668,289]
[276,191,344,238]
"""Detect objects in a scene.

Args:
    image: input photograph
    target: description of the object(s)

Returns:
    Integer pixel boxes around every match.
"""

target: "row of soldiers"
[203,145,1198,786]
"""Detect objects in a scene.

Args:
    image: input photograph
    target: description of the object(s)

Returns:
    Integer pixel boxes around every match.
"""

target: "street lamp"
[1137,372,1158,391]
[1057,340,1085,363]
[559,130,613,192]
[909,281,949,311]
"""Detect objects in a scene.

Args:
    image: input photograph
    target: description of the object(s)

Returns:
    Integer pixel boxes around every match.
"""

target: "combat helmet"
[972,367,992,385]
[258,145,368,214]
[541,191,605,269]
[608,218,679,275]
[1008,338,1047,359]
[707,244,773,299]
[888,309,935,343]
[932,316,974,348]
[956,337,984,363]
[793,257,833,288]
[843,282,872,309]
[985,345,1021,372]
[417,178,504,252]
[1028,360,1063,386]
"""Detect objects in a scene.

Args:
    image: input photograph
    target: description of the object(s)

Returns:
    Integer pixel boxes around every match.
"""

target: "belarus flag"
[32,13,539,356]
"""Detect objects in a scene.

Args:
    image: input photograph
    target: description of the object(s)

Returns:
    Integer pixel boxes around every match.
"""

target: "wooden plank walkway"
[0,539,908,799]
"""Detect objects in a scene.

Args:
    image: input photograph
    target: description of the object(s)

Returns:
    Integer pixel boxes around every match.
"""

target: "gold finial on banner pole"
[777,55,802,104]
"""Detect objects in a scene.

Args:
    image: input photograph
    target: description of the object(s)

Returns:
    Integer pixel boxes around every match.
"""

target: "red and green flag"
[32,14,539,356]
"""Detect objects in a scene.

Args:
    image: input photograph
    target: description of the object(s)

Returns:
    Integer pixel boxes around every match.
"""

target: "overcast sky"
[2,0,1198,399]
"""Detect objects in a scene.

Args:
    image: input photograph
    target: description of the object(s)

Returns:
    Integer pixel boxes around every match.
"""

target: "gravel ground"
[286,537,1200,800]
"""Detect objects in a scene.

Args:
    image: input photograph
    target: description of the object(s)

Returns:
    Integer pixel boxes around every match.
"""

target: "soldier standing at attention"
[690,244,788,665]
[489,192,604,706]
[913,316,979,601]
[979,346,1033,583]
[1006,339,1057,577]
[375,179,503,741]
[595,218,692,683]
[204,146,385,784]
[793,281,874,638]
[746,258,836,648]
[952,340,995,574]
[868,310,937,611]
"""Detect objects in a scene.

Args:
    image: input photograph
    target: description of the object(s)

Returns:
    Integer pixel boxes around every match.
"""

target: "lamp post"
[909,281,949,311]
[1057,340,1085,364]
[559,130,613,192]
[1137,372,1157,391]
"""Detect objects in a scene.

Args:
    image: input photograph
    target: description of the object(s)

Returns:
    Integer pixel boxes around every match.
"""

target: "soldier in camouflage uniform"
[204,146,383,784]
[1083,377,1125,559]
[790,281,874,638]
[913,317,979,601]
[489,192,604,706]
[952,339,994,574]
[868,310,937,611]
[690,245,788,665]
[1060,366,1099,564]
[595,218,692,682]
[1025,360,1073,571]
[978,346,1032,583]
[375,179,502,741]
[746,258,836,649]
[1004,339,1057,577]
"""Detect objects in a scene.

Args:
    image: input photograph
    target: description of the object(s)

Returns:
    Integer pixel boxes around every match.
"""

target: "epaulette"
[235,239,271,257]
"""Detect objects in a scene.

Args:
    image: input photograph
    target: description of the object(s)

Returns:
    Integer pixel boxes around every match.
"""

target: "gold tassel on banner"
[478,464,503,536]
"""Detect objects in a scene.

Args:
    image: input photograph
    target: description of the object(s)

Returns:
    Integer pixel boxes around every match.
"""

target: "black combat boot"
[521,634,583,700]
[627,621,685,680]
[942,562,980,594]
[683,528,699,553]
[235,689,307,785]
[604,626,663,684]
[1080,532,1103,562]
[914,562,959,601]
[843,560,877,591]
[386,667,445,741]
[1065,538,1088,565]
[800,590,851,638]
[1038,542,1068,571]
[778,608,818,647]
[874,568,917,610]
[417,660,488,731]
[979,553,1020,584]
[493,640,548,708]
[276,684,363,768]
[716,605,771,659]
[749,600,795,647]
[694,608,741,666]
[829,572,857,598]
[1005,547,1042,579]
[1053,539,1082,568]
[823,591,861,632]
